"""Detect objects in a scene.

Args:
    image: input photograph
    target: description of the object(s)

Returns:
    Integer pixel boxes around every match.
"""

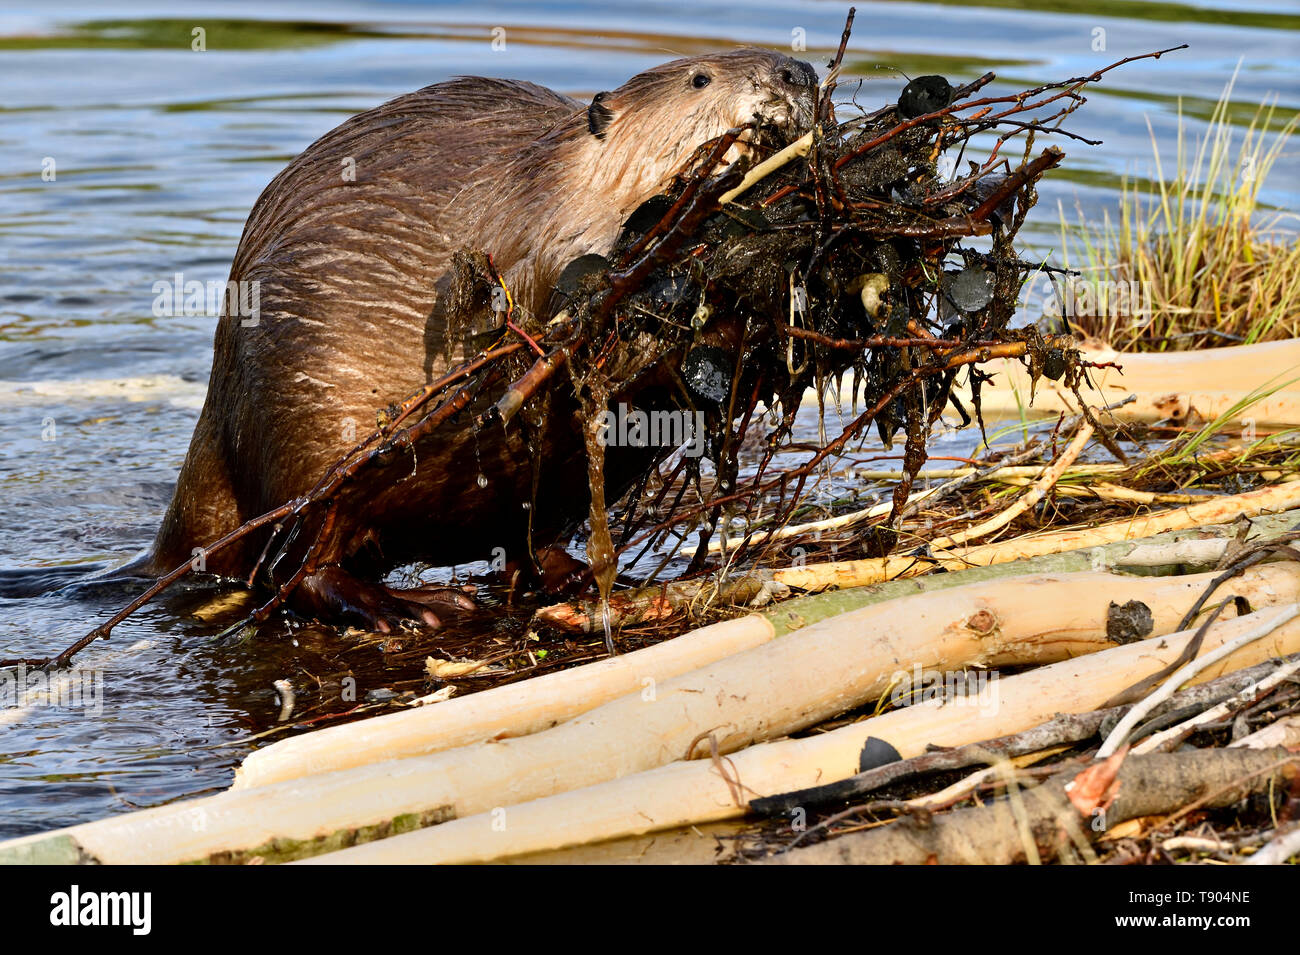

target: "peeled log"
[540,480,1300,631]
[233,615,775,790]
[942,338,1300,429]
[300,597,1300,864]
[775,479,1300,592]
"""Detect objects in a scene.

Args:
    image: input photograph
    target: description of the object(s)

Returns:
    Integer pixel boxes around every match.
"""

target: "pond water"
[0,0,1295,841]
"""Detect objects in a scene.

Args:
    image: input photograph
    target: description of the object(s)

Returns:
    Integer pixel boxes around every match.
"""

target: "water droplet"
[476,474,489,489]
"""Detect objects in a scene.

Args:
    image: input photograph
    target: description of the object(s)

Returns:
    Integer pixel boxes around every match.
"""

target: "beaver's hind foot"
[294,565,476,633]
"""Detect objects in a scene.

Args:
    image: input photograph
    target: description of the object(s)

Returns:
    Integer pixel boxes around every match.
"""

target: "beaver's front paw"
[293,565,476,632]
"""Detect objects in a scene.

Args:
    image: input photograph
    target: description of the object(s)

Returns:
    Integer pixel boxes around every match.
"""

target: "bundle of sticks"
[464,32,1185,625]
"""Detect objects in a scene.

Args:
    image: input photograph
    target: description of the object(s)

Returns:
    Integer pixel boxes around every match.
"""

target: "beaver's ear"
[587,92,614,140]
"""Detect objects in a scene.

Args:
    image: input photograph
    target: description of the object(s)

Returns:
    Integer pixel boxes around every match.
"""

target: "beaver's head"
[583,48,818,204]
[477,49,818,316]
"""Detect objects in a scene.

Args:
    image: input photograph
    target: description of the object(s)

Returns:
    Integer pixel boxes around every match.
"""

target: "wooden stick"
[1117,538,1230,568]
[776,479,1300,592]
[847,464,1126,480]
[997,479,1204,506]
[1135,657,1300,754]
[927,422,1093,550]
[767,747,1296,865]
[1245,824,1300,866]
[970,147,1063,220]
[719,132,814,205]
[539,479,1300,632]
[1230,713,1300,751]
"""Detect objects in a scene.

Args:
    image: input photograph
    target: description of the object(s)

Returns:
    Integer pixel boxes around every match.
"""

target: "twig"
[926,420,1093,550]
[1097,603,1300,758]
[1134,657,1300,754]
[1245,824,1300,865]
[720,133,813,205]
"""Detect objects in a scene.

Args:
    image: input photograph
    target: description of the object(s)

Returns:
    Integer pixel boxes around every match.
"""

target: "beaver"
[147,48,817,631]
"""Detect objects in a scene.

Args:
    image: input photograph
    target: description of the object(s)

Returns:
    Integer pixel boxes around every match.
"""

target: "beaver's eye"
[692,73,711,89]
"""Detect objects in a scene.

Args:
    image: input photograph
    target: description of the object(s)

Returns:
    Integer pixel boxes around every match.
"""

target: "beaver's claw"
[293,565,476,632]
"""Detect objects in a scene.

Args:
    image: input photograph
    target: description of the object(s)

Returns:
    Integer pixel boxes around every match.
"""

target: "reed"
[1059,74,1298,351]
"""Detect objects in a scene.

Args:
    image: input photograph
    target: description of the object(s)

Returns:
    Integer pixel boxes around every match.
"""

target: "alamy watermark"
[598,402,706,458]
[1020,274,1152,326]
[152,272,261,326]
[49,885,150,935]
[889,664,999,716]
[1,664,103,716]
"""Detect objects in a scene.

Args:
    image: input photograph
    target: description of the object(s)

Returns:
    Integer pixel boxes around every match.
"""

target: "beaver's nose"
[774,59,817,89]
